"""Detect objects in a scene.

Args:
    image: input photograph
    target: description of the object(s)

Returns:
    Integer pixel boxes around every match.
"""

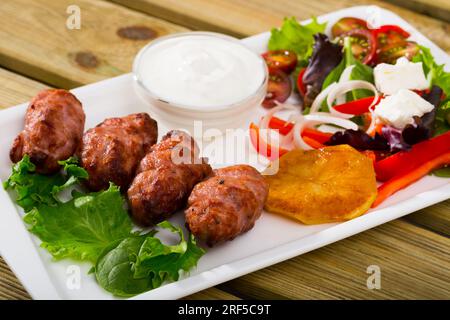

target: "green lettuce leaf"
[432,166,450,178]
[412,45,450,96]
[268,17,326,64]
[3,156,88,212]
[23,184,133,263]
[320,38,374,111]
[95,221,205,297]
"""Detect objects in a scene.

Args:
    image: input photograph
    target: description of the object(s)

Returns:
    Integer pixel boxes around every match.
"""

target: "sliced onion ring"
[336,65,355,105]
[310,82,337,113]
[293,113,358,150]
[327,80,379,119]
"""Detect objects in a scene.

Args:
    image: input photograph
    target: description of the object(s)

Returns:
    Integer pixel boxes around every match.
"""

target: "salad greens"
[412,46,450,136]
[268,17,326,65]
[3,156,88,212]
[322,37,374,102]
[95,221,204,297]
[24,184,133,263]
[413,45,450,96]
[4,156,205,297]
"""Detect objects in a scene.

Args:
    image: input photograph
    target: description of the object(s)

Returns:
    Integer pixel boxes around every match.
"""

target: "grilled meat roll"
[79,113,158,191]
[128,130,212,226]
[185,165,268,246]
[10,89,85,174]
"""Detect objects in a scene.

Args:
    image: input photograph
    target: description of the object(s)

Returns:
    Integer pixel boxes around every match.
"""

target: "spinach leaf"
[95,221,205,297]
[95,235,154,297]
[23,184,133,263]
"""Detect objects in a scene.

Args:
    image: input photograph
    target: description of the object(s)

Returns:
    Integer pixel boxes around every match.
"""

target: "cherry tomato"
[331,17,368,38]
[262,69,292,108]
[338,28,376,64]
[262,50,298,74]
[376,41,419,64]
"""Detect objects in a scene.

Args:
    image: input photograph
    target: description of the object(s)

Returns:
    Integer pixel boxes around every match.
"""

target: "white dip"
[136,34,266,109]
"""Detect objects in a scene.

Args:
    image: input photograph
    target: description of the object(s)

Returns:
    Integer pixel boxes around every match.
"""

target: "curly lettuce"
[3,156,88,212]
[268,17,326,65]
[5,156,205,297]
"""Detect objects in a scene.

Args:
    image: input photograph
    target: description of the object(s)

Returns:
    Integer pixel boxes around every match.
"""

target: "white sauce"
[137,35,266,108]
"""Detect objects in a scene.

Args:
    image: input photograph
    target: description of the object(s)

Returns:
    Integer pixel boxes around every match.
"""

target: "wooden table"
[0,0,449,300]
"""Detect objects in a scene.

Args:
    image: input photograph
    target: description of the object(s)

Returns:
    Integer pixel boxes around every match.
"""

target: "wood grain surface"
[383,0,450,23]
[0,0,188,88]
[110,0,450,54]
[218,220,450,299]
[0,0,449,300]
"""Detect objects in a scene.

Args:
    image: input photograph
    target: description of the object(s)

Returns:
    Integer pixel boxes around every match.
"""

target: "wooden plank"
[184,287,240,300]
[217,219,450,299]
[0,0,188,89]
[0,257,30,300]
[110,0,450,54]
[0,68,238,300]
[405,200,450,237]
[0,69,48,109]
[382,0,450,23]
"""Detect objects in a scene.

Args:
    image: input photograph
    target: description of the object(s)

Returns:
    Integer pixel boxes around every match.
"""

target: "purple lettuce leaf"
[325,129,389,151]
[302,33,342,107]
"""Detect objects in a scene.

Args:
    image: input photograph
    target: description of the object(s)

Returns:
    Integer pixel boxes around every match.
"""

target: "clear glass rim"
[132,31,268,113]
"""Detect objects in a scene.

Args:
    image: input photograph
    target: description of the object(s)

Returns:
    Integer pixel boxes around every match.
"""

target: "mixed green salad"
[251,16,450,207]
[4,156,204,297]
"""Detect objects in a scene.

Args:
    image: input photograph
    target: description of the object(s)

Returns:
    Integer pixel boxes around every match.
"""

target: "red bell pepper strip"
[372,151,450,208]
[302,136,325,149]
[296,68,307,96]
[268,116,294,135]
[333,96,381,115]
[267,116,332,143]
[375,131,450,182]
[302,128,332,144]
[249,122,289,160]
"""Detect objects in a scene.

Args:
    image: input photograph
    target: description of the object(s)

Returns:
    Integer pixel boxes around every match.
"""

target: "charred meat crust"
[78,112,158,192]
[185,165,268,246]
[127,130,212,227]
[10,89,85,174]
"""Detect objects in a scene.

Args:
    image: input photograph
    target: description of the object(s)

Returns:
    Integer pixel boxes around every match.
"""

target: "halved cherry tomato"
[331,17,368,38]
[262,50,298,74]
[296,68,306,96]
[376,41,419,64]
[338,28,376,64]
[262,69,292,109]
[373,25,410,43]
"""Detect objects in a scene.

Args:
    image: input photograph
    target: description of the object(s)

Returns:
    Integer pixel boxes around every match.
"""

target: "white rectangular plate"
[0,6,449,300]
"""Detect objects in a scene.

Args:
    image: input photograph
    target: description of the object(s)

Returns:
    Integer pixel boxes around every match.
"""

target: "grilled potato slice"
[264,145,377,224]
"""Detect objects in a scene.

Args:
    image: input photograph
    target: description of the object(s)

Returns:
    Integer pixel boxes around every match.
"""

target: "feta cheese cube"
[374,89,434,129]
[374,57,429,95]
